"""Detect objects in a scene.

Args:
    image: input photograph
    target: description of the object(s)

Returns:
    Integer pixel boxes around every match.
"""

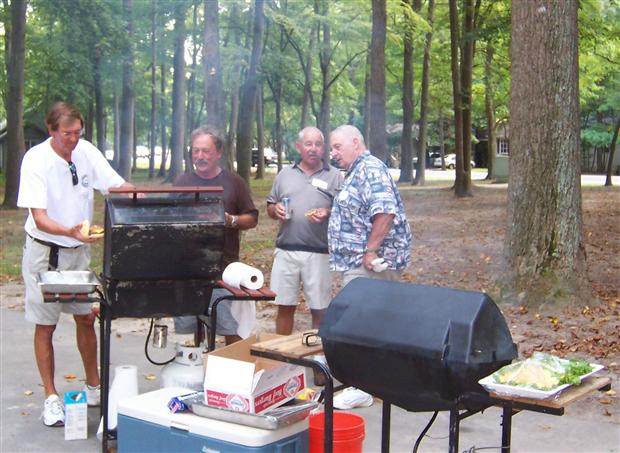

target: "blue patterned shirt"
[328,151,412,271]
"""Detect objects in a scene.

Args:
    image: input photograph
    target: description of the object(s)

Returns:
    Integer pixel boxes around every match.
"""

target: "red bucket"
[309,411,365,453]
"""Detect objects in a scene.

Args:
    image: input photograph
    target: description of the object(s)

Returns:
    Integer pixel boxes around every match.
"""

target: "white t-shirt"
[17,138,125,247]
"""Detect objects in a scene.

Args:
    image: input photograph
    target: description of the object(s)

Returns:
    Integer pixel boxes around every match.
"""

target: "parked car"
[251,147,277,166]
[444,153,475,169]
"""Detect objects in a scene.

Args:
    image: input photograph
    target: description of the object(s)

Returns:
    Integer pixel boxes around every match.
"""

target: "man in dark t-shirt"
[174,127,258,345]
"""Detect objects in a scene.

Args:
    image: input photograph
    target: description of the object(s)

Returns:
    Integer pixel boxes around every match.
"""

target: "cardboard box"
[64,391,87,440]
[203,334,305,414]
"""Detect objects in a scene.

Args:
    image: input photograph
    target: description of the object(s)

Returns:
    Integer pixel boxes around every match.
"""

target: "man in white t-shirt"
[17,102,133,428]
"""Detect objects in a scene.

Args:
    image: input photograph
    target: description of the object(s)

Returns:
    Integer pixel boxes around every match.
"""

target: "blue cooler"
[117,387,308,453]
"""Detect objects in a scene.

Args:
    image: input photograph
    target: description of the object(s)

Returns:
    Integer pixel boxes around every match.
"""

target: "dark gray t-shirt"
[267,162,342,253]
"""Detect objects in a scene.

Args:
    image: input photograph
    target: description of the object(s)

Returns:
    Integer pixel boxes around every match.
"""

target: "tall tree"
[236,0,265,182]
[148,0,157,179]
[118,0,135,180]
[3,0,26,208]
[605,115,619,186]
[413,0,435,186]
[483,40,496,180]
[368,0,387,161]
[399,0,415,184]
[204,0,225,132]
[506,0,585,307]
[168,0,188,182]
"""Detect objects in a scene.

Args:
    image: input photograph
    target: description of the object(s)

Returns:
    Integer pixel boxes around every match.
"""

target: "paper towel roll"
[97,365,139,440]
[222,262,264,290]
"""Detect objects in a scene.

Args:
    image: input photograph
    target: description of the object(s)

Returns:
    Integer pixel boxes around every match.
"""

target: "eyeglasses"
[68,161,78,186]
[61,130,84,138]
[302,331,321,347]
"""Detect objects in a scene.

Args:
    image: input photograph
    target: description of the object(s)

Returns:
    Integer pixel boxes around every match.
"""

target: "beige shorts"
[22,235,92,325]
[270,249,332,310]
[342,266,403,288]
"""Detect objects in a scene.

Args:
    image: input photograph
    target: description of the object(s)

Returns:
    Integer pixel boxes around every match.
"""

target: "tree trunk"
[316,0,331,134]
[168,0,188,182]
[204,0,226,132]
[3,0,26,208]
[300,25,315,130]
[448,0,464,185]
[363,52,371,140]
[484,41,496,180]
[255,86,265,179]
[224,1,243,172]
[94,49,106,153]
[118,0,134,181]
[604,115,619,186]
[113,90,120,169]
[148,0,157,179]
[158,64,168,177]
[455,0,474,197]
[414,0,434,186]
[236,0,265,183]
[506,0,585,308]
[400,0,415,184]
[369,0,387,162]
[186,2,199,139]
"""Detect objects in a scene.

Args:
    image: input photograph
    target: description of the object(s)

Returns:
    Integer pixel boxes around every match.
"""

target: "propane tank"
[160,343,204,391]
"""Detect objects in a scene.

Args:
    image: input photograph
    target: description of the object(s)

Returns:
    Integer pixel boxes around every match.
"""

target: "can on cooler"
[282,197,291,219]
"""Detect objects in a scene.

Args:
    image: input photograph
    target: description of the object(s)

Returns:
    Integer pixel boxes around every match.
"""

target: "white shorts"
[22,235,92,325]
[342,266,403,288]
[270,249,331,310]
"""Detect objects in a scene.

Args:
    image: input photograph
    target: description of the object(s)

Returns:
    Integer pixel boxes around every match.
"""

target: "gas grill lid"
[319,278,517,411]
[103,188,225,281]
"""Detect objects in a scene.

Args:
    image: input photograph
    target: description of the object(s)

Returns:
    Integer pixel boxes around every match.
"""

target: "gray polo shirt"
[267,161,343,253]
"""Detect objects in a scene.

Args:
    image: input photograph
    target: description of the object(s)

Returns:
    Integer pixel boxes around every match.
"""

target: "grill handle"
[109,186,224,201]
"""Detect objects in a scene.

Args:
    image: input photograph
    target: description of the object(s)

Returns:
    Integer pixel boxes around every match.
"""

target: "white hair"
[297,127,324,143]
[331,125,366,148]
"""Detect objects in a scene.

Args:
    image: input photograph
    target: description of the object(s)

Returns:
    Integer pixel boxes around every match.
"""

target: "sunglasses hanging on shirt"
[68,161,78,186]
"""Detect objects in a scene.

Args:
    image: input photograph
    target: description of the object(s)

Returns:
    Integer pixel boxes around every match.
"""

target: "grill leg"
[381,402,391,453]
[449,406,459,453]
[501,405,513,453]
[100,306,112,453]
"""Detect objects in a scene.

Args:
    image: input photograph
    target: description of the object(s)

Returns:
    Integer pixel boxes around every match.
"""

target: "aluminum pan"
[189,400,317,430]
[37,271,101,294]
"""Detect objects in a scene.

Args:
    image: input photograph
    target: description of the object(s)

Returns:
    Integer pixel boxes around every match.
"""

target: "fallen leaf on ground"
[24,390,33,396]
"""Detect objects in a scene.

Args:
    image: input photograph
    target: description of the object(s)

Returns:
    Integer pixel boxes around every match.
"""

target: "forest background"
[0,1,618,361]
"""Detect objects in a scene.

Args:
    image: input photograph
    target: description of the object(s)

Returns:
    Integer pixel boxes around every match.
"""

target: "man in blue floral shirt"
[328,125,412,287]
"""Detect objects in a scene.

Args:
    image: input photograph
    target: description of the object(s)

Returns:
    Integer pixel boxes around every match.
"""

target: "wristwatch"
[230,215,238,228]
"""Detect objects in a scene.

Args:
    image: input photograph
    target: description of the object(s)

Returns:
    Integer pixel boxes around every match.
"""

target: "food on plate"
[492,352,593,391]
[80,220,104,239]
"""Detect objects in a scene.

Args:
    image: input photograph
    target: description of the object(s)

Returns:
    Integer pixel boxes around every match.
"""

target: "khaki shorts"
[342,266,403,288]
[270,249,331,310]
[22,235,92,325]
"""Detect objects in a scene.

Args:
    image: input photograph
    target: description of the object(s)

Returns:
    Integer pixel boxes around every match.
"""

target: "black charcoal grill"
[319,278,517,412]
[99,186,225,452]
[102,187,225,317]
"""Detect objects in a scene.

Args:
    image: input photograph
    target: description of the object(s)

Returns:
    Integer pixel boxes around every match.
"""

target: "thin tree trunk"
[168,0,188,182]
[316,0,331,134]
[148,0,157,179]
[94,49,106,153]
[506,0,585,307]
[113,90,120,169]
[204,0,226,132]
[448,0,463,187]
[158,64,168,177]
[300,25,315,130]
[118,0,135,180]
[236,0,265,182]
[3,0,26,208]
[255,86,265,179]
[400,0,415,184]
[369,0,387,162]
[484,41,496,180]
[605,115,619,186]
[414,0,434,186]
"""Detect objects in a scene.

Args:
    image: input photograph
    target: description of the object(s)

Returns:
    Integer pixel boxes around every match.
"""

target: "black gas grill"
[319,278,517,411]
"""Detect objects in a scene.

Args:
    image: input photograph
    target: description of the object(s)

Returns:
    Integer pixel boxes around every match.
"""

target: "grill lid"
[319,278,517,411]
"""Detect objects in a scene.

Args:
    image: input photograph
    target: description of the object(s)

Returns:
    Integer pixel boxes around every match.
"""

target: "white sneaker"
[333,387,374,410]
[84,384,101,407]
[42,394,65,427]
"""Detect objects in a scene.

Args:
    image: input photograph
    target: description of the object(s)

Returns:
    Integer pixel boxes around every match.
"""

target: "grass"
[0,168,278,282]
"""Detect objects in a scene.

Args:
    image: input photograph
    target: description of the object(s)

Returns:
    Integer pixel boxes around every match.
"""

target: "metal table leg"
[449,406,460,453]
[501,405,513,453]
[381,402,391,453]
[100,303,112,453]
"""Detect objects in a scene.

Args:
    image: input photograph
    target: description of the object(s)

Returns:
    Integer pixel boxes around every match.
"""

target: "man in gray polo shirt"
[267,127,343,334]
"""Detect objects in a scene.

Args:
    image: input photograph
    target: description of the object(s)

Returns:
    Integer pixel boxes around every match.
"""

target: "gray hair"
[331,125,366,148]
[297,126,325,143]
[191,126,225,151]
